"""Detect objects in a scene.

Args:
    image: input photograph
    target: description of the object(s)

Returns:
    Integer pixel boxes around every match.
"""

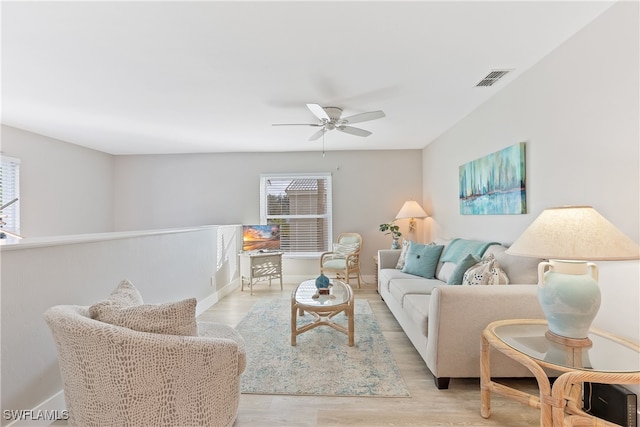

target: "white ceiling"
[1,1,615,155]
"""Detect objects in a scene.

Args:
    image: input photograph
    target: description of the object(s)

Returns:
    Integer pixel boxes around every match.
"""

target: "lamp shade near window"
[506,206,639,345]
[395,200,428,232]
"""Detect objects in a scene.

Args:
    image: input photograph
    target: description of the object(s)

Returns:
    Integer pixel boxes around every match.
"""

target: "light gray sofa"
[378,240,545,389]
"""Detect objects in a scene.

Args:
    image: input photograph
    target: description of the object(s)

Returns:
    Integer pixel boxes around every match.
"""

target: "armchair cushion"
[90,297,199,336]
[89,280,198,336]
[338,235,361,245]
[322,259,348,270]
[332,242,359,259]
[91,278,144,308]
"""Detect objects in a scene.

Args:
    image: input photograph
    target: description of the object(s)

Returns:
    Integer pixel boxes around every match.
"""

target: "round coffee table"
[290,279,354,346]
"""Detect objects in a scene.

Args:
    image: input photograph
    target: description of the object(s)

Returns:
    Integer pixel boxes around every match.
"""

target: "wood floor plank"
[201,282,540,426]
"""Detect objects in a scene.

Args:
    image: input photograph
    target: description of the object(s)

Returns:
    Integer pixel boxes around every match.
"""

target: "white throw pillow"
[436,262,456,282]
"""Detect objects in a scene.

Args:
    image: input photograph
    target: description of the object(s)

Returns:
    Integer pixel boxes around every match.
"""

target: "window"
[0,156,21,236]
[260,173,332,257]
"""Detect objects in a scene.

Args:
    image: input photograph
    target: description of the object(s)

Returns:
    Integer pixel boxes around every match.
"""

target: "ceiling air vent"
[475,69,511,87]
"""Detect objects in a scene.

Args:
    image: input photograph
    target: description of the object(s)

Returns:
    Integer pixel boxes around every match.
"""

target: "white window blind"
[260,173,332,256]
[0,156,21,235]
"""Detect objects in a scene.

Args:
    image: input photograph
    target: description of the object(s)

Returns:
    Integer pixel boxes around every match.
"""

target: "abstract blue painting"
[459,142,526,215]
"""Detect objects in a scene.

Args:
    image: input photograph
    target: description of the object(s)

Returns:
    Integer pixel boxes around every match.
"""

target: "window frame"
[0,156,21,237]
[260,172,333,259]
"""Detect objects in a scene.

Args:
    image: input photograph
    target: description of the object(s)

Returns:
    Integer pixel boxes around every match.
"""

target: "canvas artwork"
[459,142,526,215]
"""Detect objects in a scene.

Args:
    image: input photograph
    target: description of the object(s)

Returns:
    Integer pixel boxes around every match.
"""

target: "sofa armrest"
[426,285,544,379]
[378,249,401,269]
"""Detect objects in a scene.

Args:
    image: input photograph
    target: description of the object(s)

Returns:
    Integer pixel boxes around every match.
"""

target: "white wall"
[1,125,424,278]
[0,125,114,237]
[113,150,424,277]
[422,2,639,343]
[0,225,240,424]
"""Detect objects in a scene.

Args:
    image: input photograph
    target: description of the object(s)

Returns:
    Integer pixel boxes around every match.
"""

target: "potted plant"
[379,223,402,249]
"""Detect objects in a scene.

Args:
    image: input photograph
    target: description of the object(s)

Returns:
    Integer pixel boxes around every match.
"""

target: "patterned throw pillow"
[90,279,144,308]
[462,253,509,285]
[395,239,412,269]
[332,242,359,259]
[90,298,198,336]
[89,280,198,336]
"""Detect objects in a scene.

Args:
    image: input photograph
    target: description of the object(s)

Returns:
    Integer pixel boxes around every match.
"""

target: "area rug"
[235,298,410,397]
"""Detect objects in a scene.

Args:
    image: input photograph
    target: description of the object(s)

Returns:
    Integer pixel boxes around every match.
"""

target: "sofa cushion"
[379,268,422,293]
[403,294,431,337]
[389,278,441,306]
[447,253,481,285]
[91,297,198,336]
[401,243,444,279]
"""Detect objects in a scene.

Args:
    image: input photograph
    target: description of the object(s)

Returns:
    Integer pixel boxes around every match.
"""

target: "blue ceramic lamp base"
[537,259,600,347]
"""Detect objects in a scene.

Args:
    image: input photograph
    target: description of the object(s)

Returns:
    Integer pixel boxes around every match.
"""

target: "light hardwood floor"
[198,280,541,427]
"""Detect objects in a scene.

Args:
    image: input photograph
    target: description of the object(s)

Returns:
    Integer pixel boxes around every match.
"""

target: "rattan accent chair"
[320,232,362,288]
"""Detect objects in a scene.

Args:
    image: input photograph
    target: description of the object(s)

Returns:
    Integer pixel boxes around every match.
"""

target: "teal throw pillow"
[447,253,480,285]
[401,243,444,279]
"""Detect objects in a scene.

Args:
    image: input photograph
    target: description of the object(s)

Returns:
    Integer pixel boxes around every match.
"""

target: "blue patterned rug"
[235,298,410,397]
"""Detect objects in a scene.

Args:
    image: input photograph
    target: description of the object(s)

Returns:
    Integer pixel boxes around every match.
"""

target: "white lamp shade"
[395,200,428,220]
[506,206,639,260]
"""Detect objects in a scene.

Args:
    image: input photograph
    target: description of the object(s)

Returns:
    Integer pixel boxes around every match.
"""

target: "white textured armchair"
[44,305,246,427]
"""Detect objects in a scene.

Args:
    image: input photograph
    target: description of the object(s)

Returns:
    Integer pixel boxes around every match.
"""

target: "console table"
[480,318,640,426]
[239,251,283,295]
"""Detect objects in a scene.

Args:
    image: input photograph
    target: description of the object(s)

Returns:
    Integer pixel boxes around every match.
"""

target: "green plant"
[379,223,402,239]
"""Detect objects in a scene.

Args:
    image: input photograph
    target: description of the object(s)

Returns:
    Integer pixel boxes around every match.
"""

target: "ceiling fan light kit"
[273,103,385,141]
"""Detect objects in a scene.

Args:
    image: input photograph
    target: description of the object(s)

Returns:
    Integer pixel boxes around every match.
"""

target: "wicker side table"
[480,319,640,426]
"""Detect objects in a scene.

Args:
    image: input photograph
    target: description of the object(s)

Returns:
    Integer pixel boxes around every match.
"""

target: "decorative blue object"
[391,238,400,250]
[537,260,600,340]
[315,274,330,289]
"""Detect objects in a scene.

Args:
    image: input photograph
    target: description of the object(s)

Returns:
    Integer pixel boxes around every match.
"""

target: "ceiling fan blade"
[309,128,327,141]
[341,110,385,125]
[337,126,372,137]
[306,103,330,121]
[272,123,322,127]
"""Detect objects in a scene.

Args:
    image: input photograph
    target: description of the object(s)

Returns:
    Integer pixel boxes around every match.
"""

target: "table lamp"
[395,200,428,233]
[506,206,639,346]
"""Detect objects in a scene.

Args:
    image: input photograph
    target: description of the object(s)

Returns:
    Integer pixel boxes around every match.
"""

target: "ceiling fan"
[273,104,385,141]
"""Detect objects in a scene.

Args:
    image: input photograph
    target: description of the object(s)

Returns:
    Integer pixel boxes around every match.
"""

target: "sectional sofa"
[378,239,545,389]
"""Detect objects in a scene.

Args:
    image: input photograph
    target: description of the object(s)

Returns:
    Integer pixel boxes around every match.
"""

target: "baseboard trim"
[196,278,240,316]
[5,391,66,426]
